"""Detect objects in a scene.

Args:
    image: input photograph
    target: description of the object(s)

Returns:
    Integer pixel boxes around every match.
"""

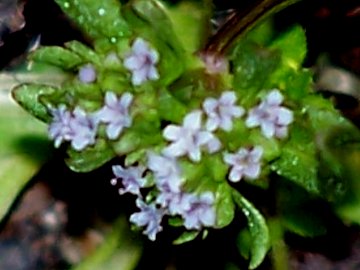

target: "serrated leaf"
[270,25,307,68]
[31,46,83,69]
[12,84,57,122]
[215,184,236,228]
[66,139,115,172]
[173,230,200,245]
[270,124,320,194]
[232,191,269,270]
[55,0,131,41]
[65,41,102,65]
[269,67,313,101]
[232,42,280,104]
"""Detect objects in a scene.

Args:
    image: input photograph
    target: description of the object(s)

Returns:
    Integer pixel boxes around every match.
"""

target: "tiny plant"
[11,0,360,269]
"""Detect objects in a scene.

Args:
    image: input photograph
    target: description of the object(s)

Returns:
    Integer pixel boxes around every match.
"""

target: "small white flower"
[48,105,73,148]
[48,105,98,151]
[162,110,221,162]
[130,199,165,241]
[124,38,159,86]
[223,146,263,182]
[112,165,146,196]
[245,89,294,139]
[181,192,216,230]
[203,91,244,131]
[147,152,182,192]
[78,64,97,83]
[96,91,133,140]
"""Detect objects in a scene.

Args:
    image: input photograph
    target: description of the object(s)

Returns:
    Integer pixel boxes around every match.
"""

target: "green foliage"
[55,0,131,42]
[232,191,270,270]
[66,139,115,172]
[8,0,360,269]
[12,84,57,122]
[270,124,319,194]
[173,230,200,245]
[270,25,307,68]
[215,184,236,228]
[31,46,83,70]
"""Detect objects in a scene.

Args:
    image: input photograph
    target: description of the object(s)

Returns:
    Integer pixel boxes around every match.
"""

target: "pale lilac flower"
[223,146,263,182]
[96,91,133,140]
[124,38,159,86]
[147,152,183,192]
[78,64,97,83]
[181,192,216,230]
[162,110,221,162]
[48,105,98,151]
[48,105,73,148]
[68,107,98,151]
[199,52,229,74]
[130,199,165,241]
[245,89,294,138]
[111,165,146,196]
[203,91,244,131]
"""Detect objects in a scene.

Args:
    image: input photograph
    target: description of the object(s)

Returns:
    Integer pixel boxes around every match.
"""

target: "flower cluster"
[48,105,98,151]
[46,34,295,241]
[112,152,216,240]
[48,37,160,149]
[48,91,133,150]
[108,89,294,240]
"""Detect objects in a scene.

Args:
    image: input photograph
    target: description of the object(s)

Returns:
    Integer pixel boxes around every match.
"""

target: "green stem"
[203,0,303,55]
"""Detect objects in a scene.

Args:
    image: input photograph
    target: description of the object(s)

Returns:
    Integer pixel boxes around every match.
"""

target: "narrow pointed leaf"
[173,230,200,245]
[232,190,269,270]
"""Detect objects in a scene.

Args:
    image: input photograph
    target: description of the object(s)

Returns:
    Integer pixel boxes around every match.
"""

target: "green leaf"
[304,95,350,132]
[0,101,51,222]
[173,230,200,245]
[12,84,57,122]
[215,184,236,228]
[232,42,280,104]
[65,41,102,65]
[157,88,187,123]
[165,1,208,53]
[31,46,83,69]
[270,25,307,68]
[55,0,131,41]
[232,191,269,270]
[270,124,320,194]
[271,68,313,101]
[66,139,115,172]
